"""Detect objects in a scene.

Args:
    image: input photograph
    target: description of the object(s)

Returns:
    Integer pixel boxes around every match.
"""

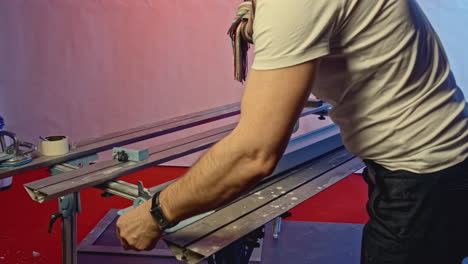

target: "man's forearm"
[157,130,278,223]
[146,63,317,226]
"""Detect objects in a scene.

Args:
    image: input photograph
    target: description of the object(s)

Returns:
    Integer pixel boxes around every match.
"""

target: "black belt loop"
[363,159,377,185]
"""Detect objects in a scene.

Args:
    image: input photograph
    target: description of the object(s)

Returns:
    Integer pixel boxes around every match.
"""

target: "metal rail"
[24,123,236,202]
[0,103,241,179]
[23,105,333,203]
[165,150,364,264]
[1,103,330,179]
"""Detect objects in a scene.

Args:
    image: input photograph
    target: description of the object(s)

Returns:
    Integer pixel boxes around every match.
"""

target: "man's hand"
[116,200,162,251]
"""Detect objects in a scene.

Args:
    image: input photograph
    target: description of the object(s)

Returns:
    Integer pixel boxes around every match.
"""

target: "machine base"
[78,210,364,264]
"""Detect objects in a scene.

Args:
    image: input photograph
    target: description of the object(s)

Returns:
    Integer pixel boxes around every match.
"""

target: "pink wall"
[0,0,245,145]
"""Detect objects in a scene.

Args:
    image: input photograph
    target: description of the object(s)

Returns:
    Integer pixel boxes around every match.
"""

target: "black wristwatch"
[149,192,177,230]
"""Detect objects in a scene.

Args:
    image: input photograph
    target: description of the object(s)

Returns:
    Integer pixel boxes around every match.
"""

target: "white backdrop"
[0,0,245,143]
[419,0,468,96]
[0,0,466,166]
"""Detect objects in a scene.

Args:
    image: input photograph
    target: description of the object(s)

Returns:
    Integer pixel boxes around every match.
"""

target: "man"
[116,0,468,263]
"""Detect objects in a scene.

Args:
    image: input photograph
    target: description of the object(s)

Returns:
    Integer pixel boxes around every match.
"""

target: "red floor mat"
[286,173,369,224]
[0,167,368,264]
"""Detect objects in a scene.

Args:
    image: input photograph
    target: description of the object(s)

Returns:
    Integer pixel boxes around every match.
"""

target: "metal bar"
[35,122,340,205]
[166,157,365,263]
[272,217,281,239]
[0,103,330,179]
[27,123,339,203]
[164,147,353,247]
[0,103,240,179]
[79,99,324,148]
[77,103,240,147]
[53,191,82,264]
[95,180,140,200]
[48,161,82,264]
[78,245,175,257]
[24,123,236,195]
[25,125,235,203]
[97,179,173,200]
[62,207,78,264]
[24,106,334,203]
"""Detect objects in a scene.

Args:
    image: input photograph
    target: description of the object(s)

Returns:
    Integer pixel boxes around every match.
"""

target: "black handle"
[48,212,63,234]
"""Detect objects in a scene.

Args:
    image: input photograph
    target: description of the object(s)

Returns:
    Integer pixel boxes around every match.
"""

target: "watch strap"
[150,192,177,230]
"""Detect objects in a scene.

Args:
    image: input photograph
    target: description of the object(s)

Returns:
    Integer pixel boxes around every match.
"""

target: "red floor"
[0,167,369,264]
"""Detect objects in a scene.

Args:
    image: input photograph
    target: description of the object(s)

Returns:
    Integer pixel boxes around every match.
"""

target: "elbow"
[211,146,279,203]
[225,130,282,182]
[245,149,280,181]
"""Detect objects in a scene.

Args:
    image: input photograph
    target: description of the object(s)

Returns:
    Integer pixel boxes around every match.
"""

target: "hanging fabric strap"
[228,0,256,83]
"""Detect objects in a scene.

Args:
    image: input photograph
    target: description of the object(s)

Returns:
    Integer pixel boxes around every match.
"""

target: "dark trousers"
[361,158,468,264]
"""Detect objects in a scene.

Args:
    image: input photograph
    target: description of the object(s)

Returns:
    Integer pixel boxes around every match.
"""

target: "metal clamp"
[0,130,36,156]
[117,181,152,215]
[0,130,37,167]
[0,130,18,154]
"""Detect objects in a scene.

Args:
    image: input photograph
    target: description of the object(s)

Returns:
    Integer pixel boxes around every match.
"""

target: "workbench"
[0,101,364,264]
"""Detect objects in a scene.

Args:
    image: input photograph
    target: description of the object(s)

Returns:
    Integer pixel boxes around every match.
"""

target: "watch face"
[151,208,165,227]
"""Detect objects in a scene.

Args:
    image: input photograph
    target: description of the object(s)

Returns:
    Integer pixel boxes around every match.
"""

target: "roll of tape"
[40,136,70,156]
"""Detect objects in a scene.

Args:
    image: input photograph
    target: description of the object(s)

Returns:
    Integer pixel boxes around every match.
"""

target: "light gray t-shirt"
[251,0,467,173]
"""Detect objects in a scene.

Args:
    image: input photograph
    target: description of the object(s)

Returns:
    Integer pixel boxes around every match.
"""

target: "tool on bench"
[0,130,36,168]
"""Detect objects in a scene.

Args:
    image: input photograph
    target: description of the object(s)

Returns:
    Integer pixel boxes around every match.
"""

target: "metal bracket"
[120,180,153,213]
[59,193,82,218]
[112,147,149,162]
[116,181,152,215]
[137,181,152,200]
[48,193,82,233]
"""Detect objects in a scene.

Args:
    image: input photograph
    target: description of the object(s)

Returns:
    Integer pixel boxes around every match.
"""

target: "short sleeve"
[251,0,342,70]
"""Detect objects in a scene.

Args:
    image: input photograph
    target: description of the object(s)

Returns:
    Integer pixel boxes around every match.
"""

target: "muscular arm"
[116,61,319,251]
[158,60,319,223]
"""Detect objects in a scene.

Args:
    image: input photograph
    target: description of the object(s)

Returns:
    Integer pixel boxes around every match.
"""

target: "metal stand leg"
[48,155,96,264]
[60,193,80,264]
[272,217,282,239]
[272,212,292,239]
